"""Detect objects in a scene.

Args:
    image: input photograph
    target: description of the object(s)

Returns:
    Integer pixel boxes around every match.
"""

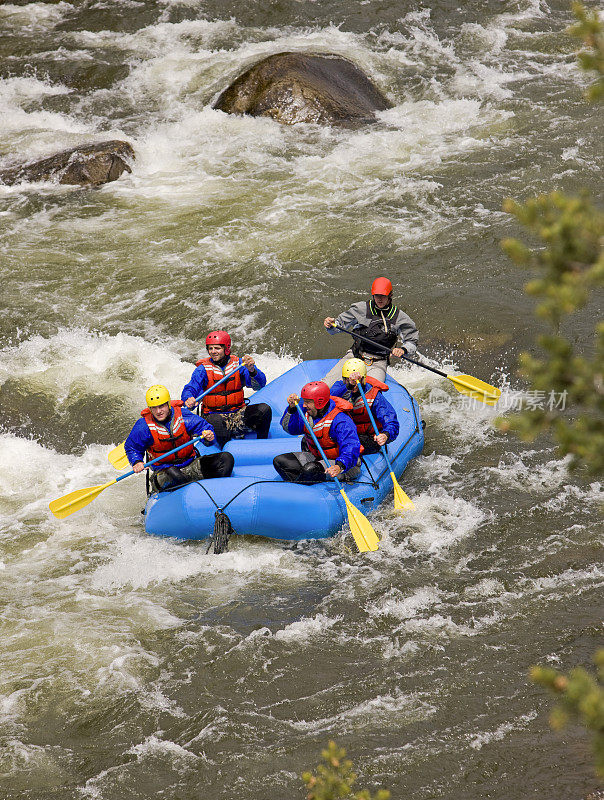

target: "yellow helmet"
[145,384,170,408]
[342,358,367,380]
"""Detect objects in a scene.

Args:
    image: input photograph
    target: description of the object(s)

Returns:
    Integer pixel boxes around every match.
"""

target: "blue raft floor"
[144,358,424,541]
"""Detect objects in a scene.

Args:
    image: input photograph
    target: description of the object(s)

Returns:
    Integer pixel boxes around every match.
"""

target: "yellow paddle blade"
[108,442,129,470]
[447,374,501,406]
[390,472,415,511]
[49,479,117,519]
[340,489,380,553]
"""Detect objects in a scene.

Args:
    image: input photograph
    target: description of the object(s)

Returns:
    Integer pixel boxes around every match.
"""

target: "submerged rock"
[213,52,393,127]
[0,140,135,187]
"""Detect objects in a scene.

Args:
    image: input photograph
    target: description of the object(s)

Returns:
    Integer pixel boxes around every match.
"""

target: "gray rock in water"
[0,140,135,187]
[213,52,393,127]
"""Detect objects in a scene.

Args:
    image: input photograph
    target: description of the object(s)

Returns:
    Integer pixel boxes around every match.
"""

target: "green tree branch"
[302,741,390,800]
[498,3,604,474]
[531,650,604,778]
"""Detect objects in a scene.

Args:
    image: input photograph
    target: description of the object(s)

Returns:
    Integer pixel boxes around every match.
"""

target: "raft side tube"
[145,478,345,540]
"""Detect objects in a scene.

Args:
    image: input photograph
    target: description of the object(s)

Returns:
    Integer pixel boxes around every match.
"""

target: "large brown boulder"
[213,52,393,127]
[0,140,134,187]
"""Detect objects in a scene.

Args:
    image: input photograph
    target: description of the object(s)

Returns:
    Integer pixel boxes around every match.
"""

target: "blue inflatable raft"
[144,359,424,542]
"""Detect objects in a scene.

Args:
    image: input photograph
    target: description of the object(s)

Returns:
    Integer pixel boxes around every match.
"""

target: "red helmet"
[205,330,231,356]
[371,277,393,296]
[301,381,331,410]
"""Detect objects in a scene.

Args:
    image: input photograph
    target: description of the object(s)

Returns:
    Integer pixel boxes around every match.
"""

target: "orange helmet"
[205,330,231,356]
[301,381,330,410]
[371,277,393,296]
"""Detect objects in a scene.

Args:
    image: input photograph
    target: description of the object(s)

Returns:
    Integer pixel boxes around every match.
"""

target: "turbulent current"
[0,1,602,798]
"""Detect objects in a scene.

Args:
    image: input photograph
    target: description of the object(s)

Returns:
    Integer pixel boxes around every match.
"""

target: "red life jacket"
[140,401,196,467]
[304,397,353,460]
[195,356,245,414]
[349,377,389,435]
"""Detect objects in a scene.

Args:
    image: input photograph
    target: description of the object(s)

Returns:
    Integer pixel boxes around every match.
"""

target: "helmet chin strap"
[314,403,330,419]
[371,297,392,315]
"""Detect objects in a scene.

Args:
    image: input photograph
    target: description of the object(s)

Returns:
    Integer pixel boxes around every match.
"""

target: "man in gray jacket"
[322,277,419,386]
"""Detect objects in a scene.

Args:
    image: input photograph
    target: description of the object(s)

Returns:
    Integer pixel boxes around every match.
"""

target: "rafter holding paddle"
[107,364,247,470]
[356,380,415,512]
[49,436,204,520]
[330,324,501,407]
[294,405,380,554]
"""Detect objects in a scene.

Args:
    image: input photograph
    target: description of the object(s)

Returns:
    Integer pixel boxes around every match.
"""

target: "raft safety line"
[360,455,380,489]
[192,474,378,513]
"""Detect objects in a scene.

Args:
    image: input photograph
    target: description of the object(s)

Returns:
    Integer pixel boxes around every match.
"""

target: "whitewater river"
[0,1,602,798]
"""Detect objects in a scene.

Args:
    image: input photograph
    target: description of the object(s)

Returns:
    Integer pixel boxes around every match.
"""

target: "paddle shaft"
[128,367,245,466]
[332,324,448,380]
[356,378,415,511]
[109,365,247,468]
[293,405,380,553]
[189,362,247,409]
[118,435,204,481]
[294,406,346,491]
[135,363,246,463]
[356,381,396,475]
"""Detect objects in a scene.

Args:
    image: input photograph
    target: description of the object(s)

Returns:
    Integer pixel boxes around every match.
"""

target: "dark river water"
[0,1,602,798]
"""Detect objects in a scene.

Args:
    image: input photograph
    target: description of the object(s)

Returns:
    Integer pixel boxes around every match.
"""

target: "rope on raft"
[161,474,383,554]
[206,509,233,555]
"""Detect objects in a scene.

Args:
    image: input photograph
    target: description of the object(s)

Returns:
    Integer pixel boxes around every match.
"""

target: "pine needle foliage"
[302,741,390,800]
[569,1,604,101]
[531,650,604,779]
[498,3,604,474]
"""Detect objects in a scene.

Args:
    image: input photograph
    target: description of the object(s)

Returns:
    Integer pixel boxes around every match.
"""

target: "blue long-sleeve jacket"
[181,358,266,411]
[330,380,399,442]
[125,407,215,471]
[279,400,361,472]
